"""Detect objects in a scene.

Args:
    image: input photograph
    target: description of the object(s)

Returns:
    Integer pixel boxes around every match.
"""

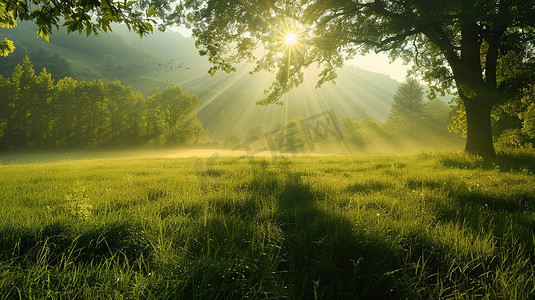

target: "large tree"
[151,0,535,156]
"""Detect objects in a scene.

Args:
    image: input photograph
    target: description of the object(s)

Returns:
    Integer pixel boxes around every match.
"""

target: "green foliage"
[495,129,533,150]
[521,85,535,139]
[341,118,391,150]
[341,118,365,147]
[0,2,17,56]
[0,57,206,149]
[448,101,468,138]
[275,119,314,153]
[0,38,15,56]
[388,78,426,128]
[1,0,156,57]
[1,152,535,298]
[150,86,201,144]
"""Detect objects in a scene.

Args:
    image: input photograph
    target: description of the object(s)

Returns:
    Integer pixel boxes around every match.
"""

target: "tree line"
[0,57,206,150]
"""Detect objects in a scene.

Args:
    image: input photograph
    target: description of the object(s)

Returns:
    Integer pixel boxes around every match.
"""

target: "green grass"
[1,151,534,299]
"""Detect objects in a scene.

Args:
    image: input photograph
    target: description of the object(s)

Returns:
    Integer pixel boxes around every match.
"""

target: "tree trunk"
[464,99,496,157]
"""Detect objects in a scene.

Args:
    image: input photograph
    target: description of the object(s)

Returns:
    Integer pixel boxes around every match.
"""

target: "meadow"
[0,151,534,299]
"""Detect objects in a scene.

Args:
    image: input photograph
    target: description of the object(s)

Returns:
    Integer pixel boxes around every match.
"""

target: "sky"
[347,53,411,82]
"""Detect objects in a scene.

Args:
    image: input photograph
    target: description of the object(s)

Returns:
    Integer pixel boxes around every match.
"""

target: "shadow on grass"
[440,151,535,173]
[263,159,402,299]
[157,159,406,299]
[0,220,152,266]
[404,176,535,215]
[423,182,535,255]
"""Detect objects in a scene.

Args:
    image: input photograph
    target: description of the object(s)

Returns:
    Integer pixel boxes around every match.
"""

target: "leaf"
[103,13,118,23]
[37,28,50,42]
[147,6,158,17]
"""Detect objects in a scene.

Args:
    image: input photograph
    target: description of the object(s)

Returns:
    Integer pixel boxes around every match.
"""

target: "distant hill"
[1,22,400,139]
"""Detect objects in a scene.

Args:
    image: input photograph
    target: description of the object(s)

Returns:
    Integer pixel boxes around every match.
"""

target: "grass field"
[1,151,534,299]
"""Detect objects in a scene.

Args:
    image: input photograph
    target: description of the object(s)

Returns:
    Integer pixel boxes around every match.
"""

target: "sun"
[285,33,297,45]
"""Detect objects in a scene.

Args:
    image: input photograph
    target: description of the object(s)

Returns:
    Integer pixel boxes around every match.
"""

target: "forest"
[0,57,206,150]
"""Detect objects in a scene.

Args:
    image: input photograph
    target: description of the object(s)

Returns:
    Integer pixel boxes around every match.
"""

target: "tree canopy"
[152,0,535,156]
[1,0,156,57]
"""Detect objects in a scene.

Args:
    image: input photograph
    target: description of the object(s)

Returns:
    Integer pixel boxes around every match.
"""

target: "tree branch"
[484,27,505,90]
[312,4,371,28]
[348,28,421,52]
[421,24,461,69]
